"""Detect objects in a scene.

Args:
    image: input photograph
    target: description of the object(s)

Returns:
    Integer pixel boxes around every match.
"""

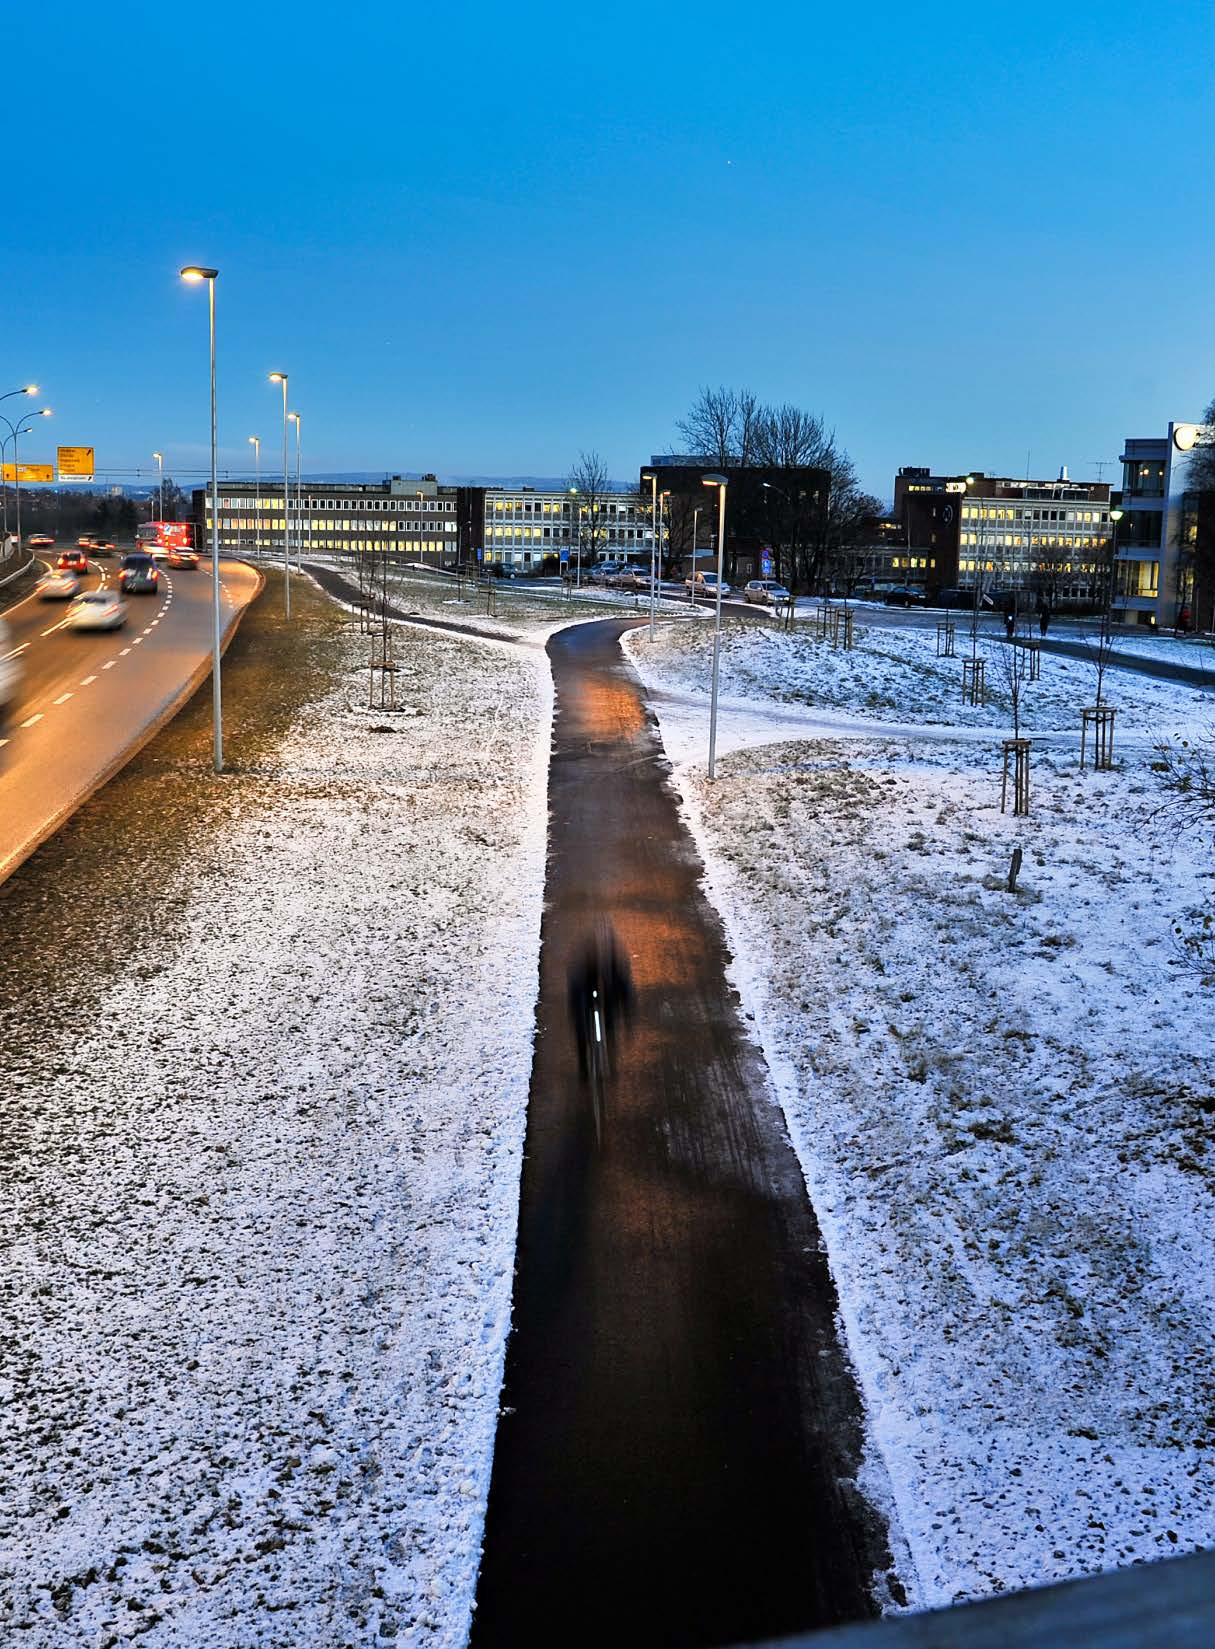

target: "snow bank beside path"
[624,615,1215,737]
[632,675,1215,1603]
[2,627,550,1647]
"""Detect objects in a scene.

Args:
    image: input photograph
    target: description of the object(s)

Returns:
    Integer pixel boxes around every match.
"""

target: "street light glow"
[180,265,218,282]
[23,385,38,396]
[269,372,287,384]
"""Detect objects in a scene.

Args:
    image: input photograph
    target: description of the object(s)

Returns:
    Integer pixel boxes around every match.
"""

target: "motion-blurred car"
[90,540,117,557]
[27,533,55,550]
[0,616,23,737]
[166,548,199,569]
[64,589,127,631]
[36,571,81,600]
[118,552,160,594]
[76,535,98,550]
[743,578,791,605]
[882,586,927,607]
[685,570,732,598]
[57,549,89,574]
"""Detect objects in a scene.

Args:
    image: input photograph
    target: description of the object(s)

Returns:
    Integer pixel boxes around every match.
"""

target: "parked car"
[57,549,89,574]
[743,578,791,605]
[36,571,81,600]
[589,561,625,585]
[166,548,199,569]
[685,570,732,598]
[882,586,927,607]
[609,564,648,589]
[64,589,127,631]
[118,552,160,594]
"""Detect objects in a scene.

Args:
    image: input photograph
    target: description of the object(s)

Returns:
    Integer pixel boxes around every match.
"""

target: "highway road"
[0,553,261,884]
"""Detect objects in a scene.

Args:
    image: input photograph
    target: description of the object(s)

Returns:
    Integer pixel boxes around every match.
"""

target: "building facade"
[892,466,1112,605]
[194,476,652,573]
[1114,422,1212,627]
[194,475,470,565]
[480,486,652,571]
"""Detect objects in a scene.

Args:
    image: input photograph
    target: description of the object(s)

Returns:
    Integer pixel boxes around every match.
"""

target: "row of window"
[961,532,1110,550]
[220,496,454,513]
[961,506,1110,523]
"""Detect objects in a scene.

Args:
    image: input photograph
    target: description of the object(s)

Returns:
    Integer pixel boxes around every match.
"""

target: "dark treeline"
[4,479,187,543]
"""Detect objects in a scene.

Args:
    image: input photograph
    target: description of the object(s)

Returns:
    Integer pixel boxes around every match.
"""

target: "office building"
[194,474,474,565]
[1114,422,1213,627]
[892,466,1112,604]
[481,486,652,571]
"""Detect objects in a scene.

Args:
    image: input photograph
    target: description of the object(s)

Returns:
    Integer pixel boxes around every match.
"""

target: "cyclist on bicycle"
[566,923,635,1080]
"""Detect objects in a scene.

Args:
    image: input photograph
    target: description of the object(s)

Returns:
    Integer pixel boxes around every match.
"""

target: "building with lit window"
[892,466,1112,605]
[1113,422,1212,627]
[193,474,478,565]
[480,486,652,571]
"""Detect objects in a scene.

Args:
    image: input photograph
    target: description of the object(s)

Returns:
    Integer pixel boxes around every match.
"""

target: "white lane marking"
[21,713,43,729]
[40,619,69,638]
[53,692,73,705]
[1,641,31,661]
[102,660,116,670]
[0,737,7,748]
[132,637,144,646]
[119,647,131,656]
[80,674,97,685]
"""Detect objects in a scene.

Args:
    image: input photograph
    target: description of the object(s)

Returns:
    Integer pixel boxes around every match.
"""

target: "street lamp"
[568,486,581,586]
[249,436,261,558]
[702,473,729,779]
[288,411,302,572]
[689,504,701,602]
[179,264,224,775]
[268,373,291,617]
[0,406,51,551]
[641,470,660,639]
[152,451,164,527]
[1108,507,1123,631]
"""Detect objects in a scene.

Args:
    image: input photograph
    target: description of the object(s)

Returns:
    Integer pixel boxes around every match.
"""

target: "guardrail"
[744,1548,1215,1649]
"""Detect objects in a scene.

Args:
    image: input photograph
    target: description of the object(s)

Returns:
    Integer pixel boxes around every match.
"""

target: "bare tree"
[567,450,612,572]
[677,386,763,466]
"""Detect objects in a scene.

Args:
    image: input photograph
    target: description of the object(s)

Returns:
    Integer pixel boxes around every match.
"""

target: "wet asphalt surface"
[470,621,882,1649]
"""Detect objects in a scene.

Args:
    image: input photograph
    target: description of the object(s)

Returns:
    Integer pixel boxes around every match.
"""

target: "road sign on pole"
[57,446,95,480]
[559,548,570,565]
[2,463,54,483]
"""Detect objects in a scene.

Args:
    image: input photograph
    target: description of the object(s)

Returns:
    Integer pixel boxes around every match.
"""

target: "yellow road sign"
[1,463,55,483]
[57,445,95,479]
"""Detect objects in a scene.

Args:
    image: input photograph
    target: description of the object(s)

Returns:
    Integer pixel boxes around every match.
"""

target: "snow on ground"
[625,623,1215,1609]
[311,559,693,644]
[1,624,550,1647]
[624,615,1215,738]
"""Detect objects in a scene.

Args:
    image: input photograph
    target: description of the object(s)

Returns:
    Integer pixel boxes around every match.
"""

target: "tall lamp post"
[1,406,52,552]
[179,264,224,775]
[152,451,164,527]
[689,504,701,602]
[702,473,729,779]
[1,386,38,543]
[288,411,302,572]
[641,470,659,639]
[249,436,261,558]
[567,486,581,586]
[268,373,291,617]
[1107,507,1123,637]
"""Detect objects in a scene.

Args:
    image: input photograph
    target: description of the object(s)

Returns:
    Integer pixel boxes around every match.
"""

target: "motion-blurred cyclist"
[566,923,635,1081]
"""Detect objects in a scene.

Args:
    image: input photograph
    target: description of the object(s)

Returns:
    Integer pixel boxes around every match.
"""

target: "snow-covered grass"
[0,620,550,1647]
[327,560,693,642]
[625,628,1215,1609]
[625,616,1215,736]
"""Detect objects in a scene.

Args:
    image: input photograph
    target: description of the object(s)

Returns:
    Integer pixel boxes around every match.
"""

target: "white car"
[36,571,81,601]
[685,571,732,598]
[743,578,791,605]
[0,616,23,733]
[64,589,127,631]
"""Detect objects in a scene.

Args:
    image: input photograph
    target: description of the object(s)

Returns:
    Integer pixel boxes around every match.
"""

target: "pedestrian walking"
[1039,605,1050,637]
[1004,609,1015,641]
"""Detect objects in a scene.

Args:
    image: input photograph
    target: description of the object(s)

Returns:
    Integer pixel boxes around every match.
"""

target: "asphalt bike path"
[470,619,882,1649]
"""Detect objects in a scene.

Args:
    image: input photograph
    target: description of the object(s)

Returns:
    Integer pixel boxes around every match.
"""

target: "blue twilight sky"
[2,0,1212,502]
